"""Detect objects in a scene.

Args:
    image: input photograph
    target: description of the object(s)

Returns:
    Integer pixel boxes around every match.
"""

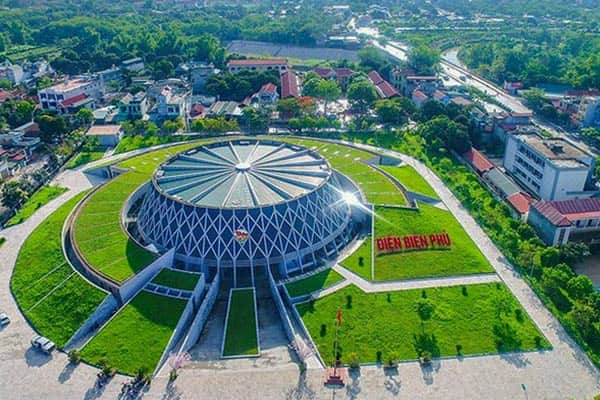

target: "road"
[353,22,597,155]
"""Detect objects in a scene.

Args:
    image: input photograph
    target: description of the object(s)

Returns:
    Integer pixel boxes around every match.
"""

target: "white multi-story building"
[38,78,103,114]
[580,96,600,128]
[503,130,596,201]
[157,86,185,120]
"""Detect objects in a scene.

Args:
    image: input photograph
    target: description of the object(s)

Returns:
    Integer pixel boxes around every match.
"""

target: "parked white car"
[31,335,56,354]
[0,313,9,326]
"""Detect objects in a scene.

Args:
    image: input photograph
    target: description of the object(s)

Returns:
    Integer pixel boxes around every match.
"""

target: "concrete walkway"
[0,139,599,399]
[332,264,500,294]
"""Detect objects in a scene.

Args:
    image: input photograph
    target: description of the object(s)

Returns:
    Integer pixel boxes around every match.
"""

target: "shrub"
[169,369,178,381]
[348,352,360,369]
[68,349,81,364]
[416,298,435,321]
[461,286,468,296]
[515,308,524,323]
[386,351,399,368]
[456,344,463,355]
[320,324,327,337]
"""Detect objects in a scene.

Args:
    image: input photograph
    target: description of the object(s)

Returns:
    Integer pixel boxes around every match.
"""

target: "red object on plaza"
[336,309,342,326]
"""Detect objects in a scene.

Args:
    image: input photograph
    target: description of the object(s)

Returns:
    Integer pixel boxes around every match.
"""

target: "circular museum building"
[136,139,359,278]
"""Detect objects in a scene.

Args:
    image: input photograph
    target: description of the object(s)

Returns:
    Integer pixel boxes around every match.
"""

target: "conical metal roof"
[154,140,331,208]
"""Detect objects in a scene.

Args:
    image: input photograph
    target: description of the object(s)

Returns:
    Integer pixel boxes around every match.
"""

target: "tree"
[375,99,402,125]
[347,79,377,115]
[522,88,546,110]
[358,46,388,72]
[162,118,184,134]
[566,275,594,300]
[418,116,472,154]
[416,298,435,322]
[313,79,341,115]
[407,45,440,75]
[569,302,597,339]
[276,98,302,118]
[1,181,28,209]
[75,108,94,126]
[37,114,68,143]
[539,247,561,268]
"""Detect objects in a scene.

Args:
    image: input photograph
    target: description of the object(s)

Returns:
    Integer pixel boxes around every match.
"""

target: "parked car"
[0,313,9,326]
[31,335,56,354]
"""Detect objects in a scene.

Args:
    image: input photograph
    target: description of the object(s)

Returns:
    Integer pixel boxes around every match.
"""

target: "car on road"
[31,335,56,354]
[0,313,9,326]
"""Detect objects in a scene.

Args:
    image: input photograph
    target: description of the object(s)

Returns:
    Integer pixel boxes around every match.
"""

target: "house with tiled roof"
[528,198,600,245]
[367,71,399,99]
[280,71,300,99]
[250,82,279,106]
[227,58,288,73]
[463,148,495,175]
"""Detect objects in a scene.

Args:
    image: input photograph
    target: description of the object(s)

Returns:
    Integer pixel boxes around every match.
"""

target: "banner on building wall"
[375,232,451,255]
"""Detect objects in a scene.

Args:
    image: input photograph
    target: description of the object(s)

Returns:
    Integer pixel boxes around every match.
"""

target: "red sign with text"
[375,233,451,255]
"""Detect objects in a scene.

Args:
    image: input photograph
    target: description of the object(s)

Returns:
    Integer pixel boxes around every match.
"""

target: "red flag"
[336,308,342,326]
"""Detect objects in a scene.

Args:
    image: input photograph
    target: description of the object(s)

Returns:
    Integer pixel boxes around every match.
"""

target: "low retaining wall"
[118,249,175,303]
[181,274,220,353]
[63,293,120,351]
[268,270,296,343]
[153,274,207,376]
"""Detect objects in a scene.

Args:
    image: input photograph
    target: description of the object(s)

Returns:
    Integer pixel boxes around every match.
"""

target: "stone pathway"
[332,264,500,294]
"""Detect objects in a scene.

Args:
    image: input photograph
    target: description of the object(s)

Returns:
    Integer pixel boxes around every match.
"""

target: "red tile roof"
[412,90,428,101]
[367,71,399,99]
[367,71,384,85]
[228,58,287,67]
[0,90,12,102]
[533,198,600,227]
[463,148,495,174]
[506,192,532,214]
[335,68,355,77]
[313,67,355,79]
[280,71,299,98]
[60,93,87,107]
[259,82,277,94]
[190,103,205,117]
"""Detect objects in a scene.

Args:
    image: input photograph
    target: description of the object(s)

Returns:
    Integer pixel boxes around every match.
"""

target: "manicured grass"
[368,204,494,281]
[6,185,68,227]
[285,269,344,298]
[151,269,200,291]
[73,172,157,283]
[340,238,373,280]
[297,283,550,365]
[280,138,407,206]
[11,192,107,347]
[222,288,259,357]
[66,147,107,169]
[80,291,187,375]
[380,164,439,199]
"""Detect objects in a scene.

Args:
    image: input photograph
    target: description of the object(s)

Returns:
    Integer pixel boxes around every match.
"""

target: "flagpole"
[334,307,340,376]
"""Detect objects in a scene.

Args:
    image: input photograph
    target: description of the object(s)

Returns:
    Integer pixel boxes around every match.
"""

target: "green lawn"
[73,139,225,282]
[11,192,107,347]
[6,185,68,227]
[342,204,493,281]
[297,283,550,365]
[280,138,407,206]
[66,147,107,169]
[80,291,186,375]
[222,289,259,357]
[340,238,373,280]
[151,269,200,291]
[371,204,493,281]
[380,165,439,199]
[73,172,157,283]
[285,269,344,298]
